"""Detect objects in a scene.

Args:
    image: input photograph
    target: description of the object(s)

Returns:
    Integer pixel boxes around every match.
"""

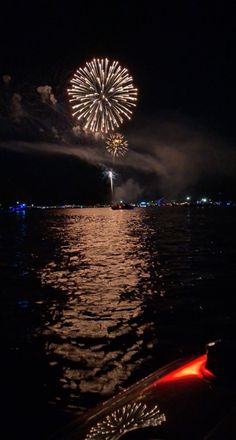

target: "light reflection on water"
[1,207,235,416]
[39,209,159,407]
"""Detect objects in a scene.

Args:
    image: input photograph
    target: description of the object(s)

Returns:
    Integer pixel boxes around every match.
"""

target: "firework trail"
[68,58,137,133]
[108,170,114,195]
[103,169,116,201]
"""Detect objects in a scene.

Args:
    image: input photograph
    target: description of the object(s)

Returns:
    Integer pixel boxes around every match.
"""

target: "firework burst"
[85,401,166,439]
[105,133,128,158]
[68,58,137,133]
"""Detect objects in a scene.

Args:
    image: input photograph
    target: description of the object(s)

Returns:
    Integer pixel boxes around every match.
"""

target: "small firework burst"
[68,58,137,133]
[85,401,166,439]
[105,133,128,158]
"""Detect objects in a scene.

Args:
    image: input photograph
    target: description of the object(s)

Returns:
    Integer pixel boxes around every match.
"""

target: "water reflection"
[39,209,157,408]
[1,206,235,421]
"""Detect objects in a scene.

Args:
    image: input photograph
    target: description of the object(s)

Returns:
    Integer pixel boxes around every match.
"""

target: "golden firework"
[105,133,128,158]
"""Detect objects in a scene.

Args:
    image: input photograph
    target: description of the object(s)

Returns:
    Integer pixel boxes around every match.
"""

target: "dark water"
[1,207,236,437]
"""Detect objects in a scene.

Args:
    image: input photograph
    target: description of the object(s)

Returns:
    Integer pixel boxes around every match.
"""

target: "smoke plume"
[11,93,26,122]
[114,178,143,202]
[1,78,236,197]
[36,85,57,106]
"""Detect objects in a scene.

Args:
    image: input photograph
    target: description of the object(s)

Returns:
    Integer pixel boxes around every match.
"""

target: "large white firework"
[68,58,138,133]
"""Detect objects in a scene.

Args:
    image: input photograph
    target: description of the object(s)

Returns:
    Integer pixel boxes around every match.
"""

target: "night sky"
[1,1,236,204]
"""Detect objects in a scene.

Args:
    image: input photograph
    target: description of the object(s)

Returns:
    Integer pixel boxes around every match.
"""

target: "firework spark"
[68,58,137,133]
[105,133,128,158]
[85,401,166,439]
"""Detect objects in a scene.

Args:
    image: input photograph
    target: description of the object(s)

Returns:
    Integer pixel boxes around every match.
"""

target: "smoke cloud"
[114,178,143,202]
[2,74,11,86]
[1,77,236,197]
[11,93,26,122]
[36,85,57,106]
[72,125,81,136]
[1,123,235,197]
